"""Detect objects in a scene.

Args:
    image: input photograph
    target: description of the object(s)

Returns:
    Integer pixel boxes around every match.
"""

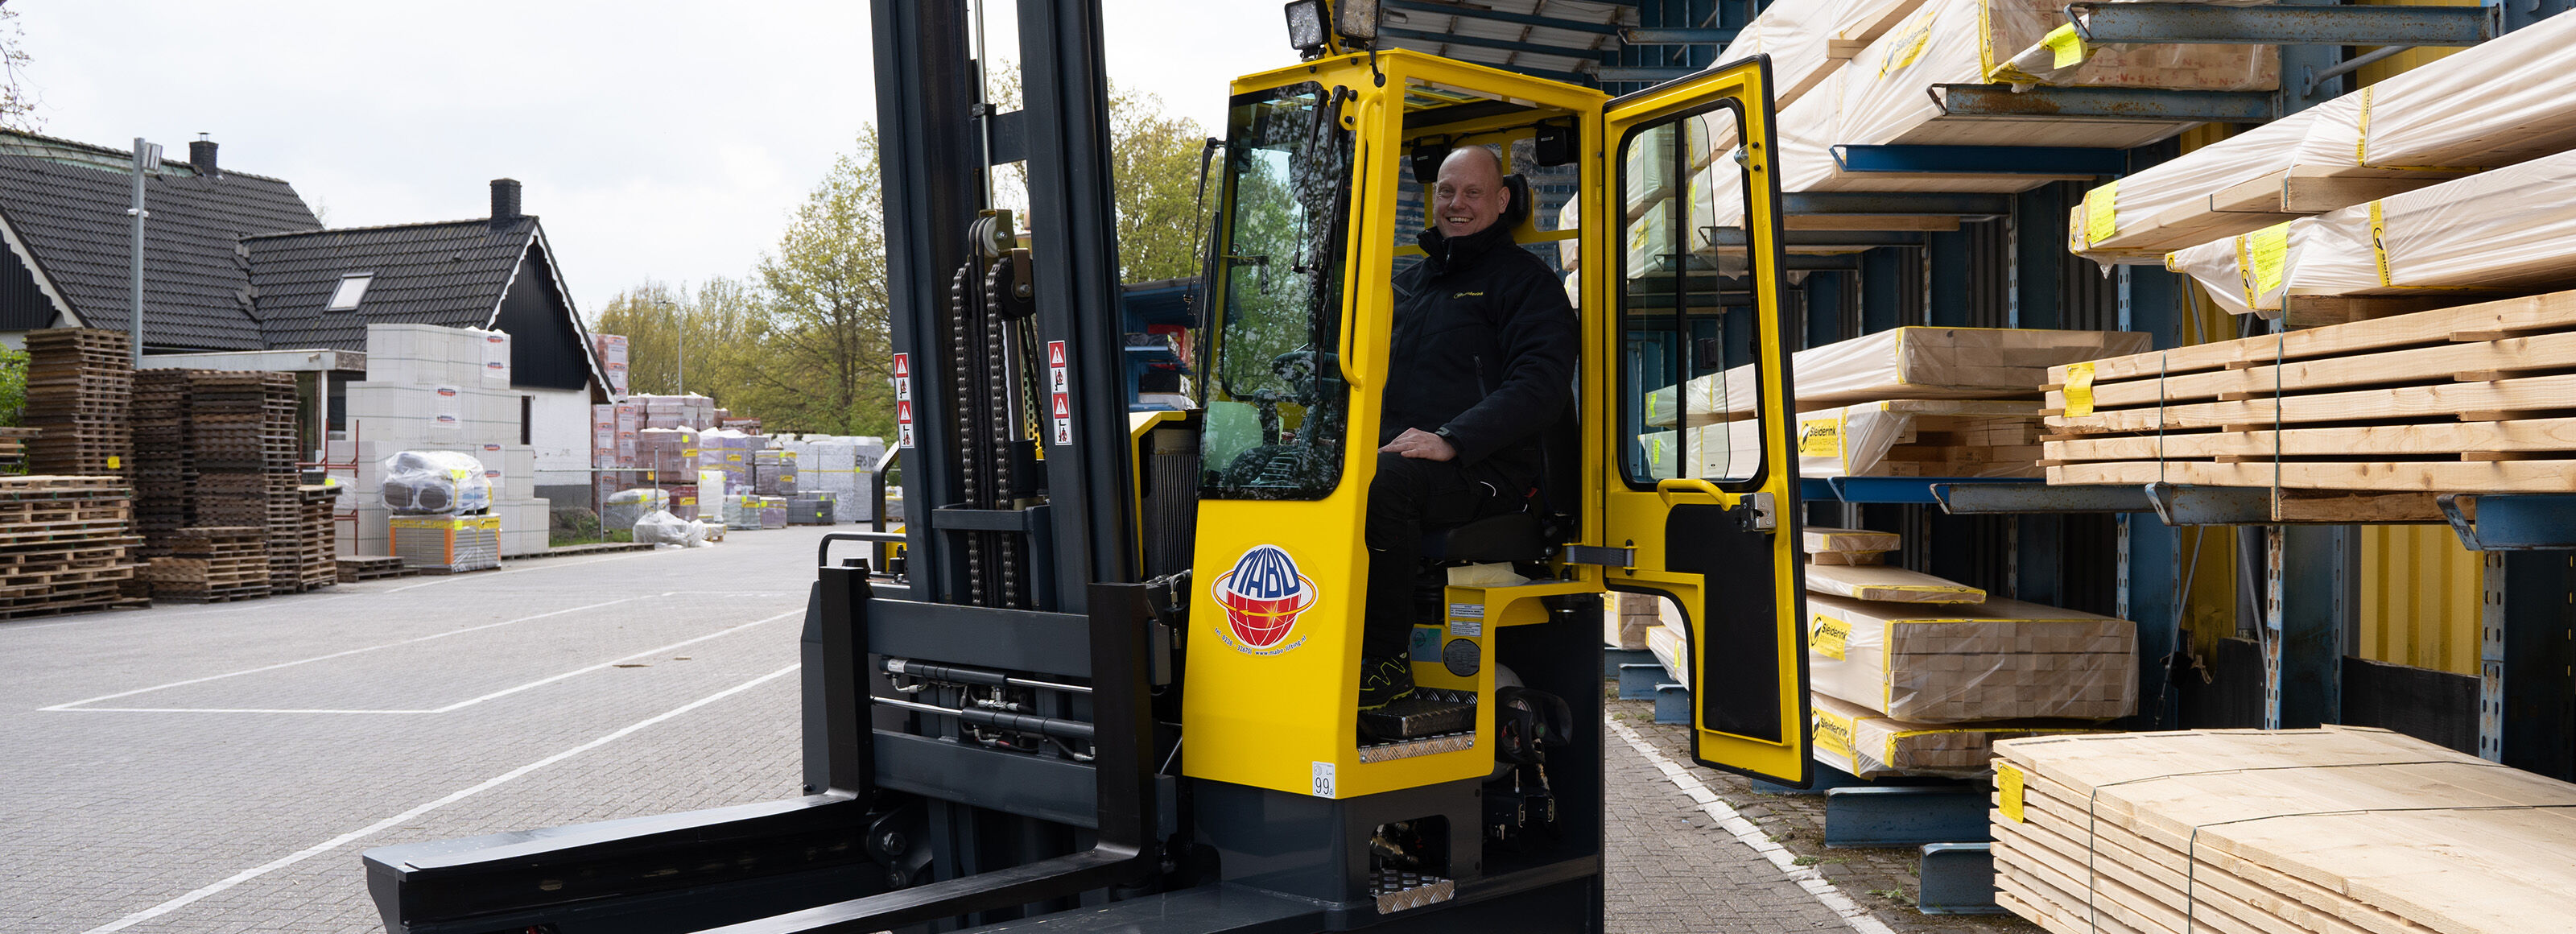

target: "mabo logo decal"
[1211,544,1315,655]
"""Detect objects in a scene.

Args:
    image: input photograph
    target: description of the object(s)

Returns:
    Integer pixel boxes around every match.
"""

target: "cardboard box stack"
[330,324,547,558]
[1795,527,2133,779]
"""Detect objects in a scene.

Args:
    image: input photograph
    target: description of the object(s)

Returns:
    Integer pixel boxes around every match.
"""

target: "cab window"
[1613,102,1764,489]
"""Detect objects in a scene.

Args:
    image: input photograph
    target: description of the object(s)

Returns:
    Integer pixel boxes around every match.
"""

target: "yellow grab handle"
[1654,477,1727,506]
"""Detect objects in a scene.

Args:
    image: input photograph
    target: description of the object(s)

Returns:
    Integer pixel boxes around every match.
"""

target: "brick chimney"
[489,178,522,226]
[188,133,218,178]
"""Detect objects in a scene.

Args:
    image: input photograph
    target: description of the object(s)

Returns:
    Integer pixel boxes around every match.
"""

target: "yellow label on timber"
[106,455,121,469]
[2369,200,2394,287]
[2083,181,2119,246]
[2042,23,2087,69]
[2062,362,2096,418]
[1996,763,2027,822]
[1882,8,1936,75]
[1797,418,1842,458]
[2248,221,2293,299]
[1811,614,1851,660]
[1814,709,1856,758]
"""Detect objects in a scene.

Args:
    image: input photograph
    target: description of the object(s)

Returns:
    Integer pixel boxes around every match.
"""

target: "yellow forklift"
[361,3,1810,931]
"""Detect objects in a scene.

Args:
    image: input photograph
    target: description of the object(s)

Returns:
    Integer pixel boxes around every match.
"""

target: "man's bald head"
[1433,146,1511,239]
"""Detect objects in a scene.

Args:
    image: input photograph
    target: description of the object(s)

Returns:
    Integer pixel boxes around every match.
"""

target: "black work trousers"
[1361,451,1529,663]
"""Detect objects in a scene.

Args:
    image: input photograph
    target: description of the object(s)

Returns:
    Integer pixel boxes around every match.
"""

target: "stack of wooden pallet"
[291,484,337,592]
[1799,527,2128,779]
[130,370,192,557]
[179,370,301,595]
[1991,726,2576,934]
[0,427,35,471]
[0,475,138,620]
[23,329,130,479]
[333,555,413,581]
[2041,288,2576,510]
[141,527,269,603]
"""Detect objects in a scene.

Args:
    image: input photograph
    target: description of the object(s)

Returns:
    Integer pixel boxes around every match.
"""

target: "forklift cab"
[1184,50,1814,808]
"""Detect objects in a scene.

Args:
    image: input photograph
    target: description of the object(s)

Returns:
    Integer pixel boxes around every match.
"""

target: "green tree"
[987,64,1214,282]
[0,345,23,426]
[0,2,38,132]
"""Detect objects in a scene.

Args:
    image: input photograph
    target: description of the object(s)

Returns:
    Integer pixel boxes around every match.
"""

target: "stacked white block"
[339,324,552,558]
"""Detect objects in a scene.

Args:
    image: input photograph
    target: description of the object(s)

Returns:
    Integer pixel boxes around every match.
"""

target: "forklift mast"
[357,4,1814,932]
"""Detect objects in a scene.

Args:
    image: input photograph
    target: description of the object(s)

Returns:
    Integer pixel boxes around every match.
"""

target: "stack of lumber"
[2168,149,2576,319]
[1992,726,2576,934]
[130,370,192,556]
[0,475,138,620]
[2041,287,2576,499]
[291,484,337,592]
[334,555,414,581]
[0,427,35,470]
[1602,591,1667,651]
[140,527,268,602]
[2071,10,2576,267]
[1798,527,2132,777]
[22,329,130,479]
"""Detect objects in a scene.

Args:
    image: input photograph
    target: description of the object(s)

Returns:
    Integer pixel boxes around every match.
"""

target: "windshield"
[1199,81,1355,500]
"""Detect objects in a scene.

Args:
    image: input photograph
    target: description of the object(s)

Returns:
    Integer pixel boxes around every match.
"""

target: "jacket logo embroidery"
[1452,291,1484,298]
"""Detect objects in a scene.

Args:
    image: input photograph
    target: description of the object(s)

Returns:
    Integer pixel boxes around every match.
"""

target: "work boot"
[1357,651,1416,712]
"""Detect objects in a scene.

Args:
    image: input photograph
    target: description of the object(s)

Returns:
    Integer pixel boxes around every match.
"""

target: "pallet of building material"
[390,515,499,573]
[1991,726,2576,934]
[1806,563,1985,604]
[334,555,415,581]
[1810,593,2133,722]
[2041,287,2576,494]
[2168,149,2576,319]
[1805,527,1900,566]
[2071,12,2576,266]
[1811,692,2091,779]
[1648,328,2150,428]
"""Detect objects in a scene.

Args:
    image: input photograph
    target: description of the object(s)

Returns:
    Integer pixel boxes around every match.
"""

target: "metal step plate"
[1359,691,1476,741]
[1371,870,1455,914]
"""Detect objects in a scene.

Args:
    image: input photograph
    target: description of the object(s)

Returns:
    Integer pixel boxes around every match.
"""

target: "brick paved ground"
[2,525,2033,933]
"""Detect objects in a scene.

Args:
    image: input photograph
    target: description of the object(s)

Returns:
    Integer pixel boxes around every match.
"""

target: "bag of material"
[601,488,670,534]
[378,450,492,515]
[632,509,693,548]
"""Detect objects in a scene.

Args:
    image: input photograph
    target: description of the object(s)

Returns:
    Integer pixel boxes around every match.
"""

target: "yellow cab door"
[1591,60,1811,786]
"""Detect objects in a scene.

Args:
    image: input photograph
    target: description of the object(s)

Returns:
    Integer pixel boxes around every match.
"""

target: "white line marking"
[38,598,639,711]
[55,610,803,715]
[1607,717,1897,934]
[76,663,800,934]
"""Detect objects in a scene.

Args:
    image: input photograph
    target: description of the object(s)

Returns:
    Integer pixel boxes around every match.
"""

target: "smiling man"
[1359,145,1579,715]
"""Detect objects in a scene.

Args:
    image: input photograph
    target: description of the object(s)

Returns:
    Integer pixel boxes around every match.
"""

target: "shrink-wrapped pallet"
[1810,692,2088,779]
[1808,593,2135,722]
[2168,150,2576,317]
[1647,327,2149,426]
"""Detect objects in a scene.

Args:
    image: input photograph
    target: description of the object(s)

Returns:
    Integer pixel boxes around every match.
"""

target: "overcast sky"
[14,1,1293,318]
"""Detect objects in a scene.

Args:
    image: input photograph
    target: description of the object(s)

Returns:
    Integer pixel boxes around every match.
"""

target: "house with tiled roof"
[0,130,611,497]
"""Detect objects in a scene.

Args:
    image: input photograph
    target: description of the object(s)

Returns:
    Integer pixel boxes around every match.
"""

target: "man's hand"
[1380,428,1457,461]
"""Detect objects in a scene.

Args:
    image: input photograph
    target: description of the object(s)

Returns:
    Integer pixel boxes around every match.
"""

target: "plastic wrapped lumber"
[1810,692,2091,779]
[1805,526,1900,565]
[2168,149,2576,318]
[1806,563,1988,603]
[1992,726,2576,934]
[1649,327,2149,427]
[1808,593,2134,721]
[1696,399,2046,478]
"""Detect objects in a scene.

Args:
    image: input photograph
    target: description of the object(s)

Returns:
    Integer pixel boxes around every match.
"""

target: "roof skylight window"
[327,274,373,312]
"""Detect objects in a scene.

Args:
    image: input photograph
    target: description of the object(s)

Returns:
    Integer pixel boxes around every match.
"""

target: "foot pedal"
[1370,870,1455,914]
[1358,690,1476,762]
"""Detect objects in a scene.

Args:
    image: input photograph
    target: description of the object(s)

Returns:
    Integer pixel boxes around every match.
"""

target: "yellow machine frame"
[1181,50,1811,799]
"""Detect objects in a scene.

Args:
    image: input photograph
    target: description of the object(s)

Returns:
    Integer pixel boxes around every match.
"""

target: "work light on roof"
[1284,0,1327,56]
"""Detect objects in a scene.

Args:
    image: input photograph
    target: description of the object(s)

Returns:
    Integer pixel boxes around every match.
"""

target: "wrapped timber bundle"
[0,476,138,618]
[143,527,266,603]
[1991,726,2576,934]
[2167,150,2576,319]
[390,515,499,574]
[1648,328,2149,432]
[2042,287,2576,497]
[23,329,131,480]
[1685,399,2048,479]
[2071,11,2576,265]
[1805,526,1899,564]
[1603,592,1668,651]
[1809,593,2136,721]
[1810,693,2088,779]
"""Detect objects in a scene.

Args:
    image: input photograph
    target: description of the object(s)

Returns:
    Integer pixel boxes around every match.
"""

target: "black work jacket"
[1382,222,1579,477]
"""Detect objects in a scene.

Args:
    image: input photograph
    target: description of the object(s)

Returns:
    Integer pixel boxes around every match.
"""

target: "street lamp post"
[127,138,160,368]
